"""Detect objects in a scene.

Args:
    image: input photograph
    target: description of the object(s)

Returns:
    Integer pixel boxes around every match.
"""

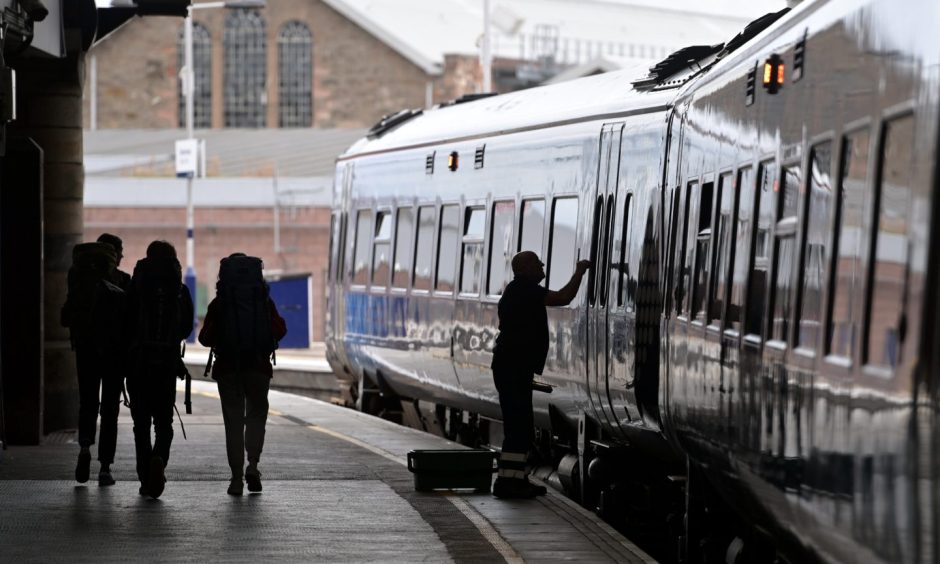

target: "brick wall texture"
[84,0,485,129]
[85,206,331,342]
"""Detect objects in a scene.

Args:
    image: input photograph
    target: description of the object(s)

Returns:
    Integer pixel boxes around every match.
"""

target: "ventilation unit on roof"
[426,151,435,175]
[631,44,724,91]
[366,108,422,139]
[474,145,486,169]
[437,92,498,109]
[793,29,807,82]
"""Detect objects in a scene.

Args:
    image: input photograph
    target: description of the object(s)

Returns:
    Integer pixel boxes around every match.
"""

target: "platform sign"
[175,139,198,178]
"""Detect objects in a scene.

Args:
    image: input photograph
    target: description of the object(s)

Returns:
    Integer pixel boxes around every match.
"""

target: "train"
[324,0,940,562]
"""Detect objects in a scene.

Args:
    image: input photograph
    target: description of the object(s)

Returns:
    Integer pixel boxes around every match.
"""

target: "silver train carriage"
[325,0,940,562]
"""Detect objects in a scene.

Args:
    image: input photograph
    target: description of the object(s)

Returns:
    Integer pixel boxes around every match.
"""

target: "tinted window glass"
[519,199,545,254]
[352,210,372,285]
[770,165,801,342]
[413,206,435,291]
[866,115,914,369]
[435,205,459,292]
[618,194,633,309]
[372,211,392,287]
[709,173,735,324]
[392,207,414,289]
[665,188,682,314]
[548,197,579,290]
[745,163,776,336]
[827,131,870,358]
[676,184,694,315]
[727,167,753,331]
[797,143,832,351]
[488,201,515,295]
[460,207,486,294]
[691,181,714,319]
[600,195,616,305]
[328,214,337,282]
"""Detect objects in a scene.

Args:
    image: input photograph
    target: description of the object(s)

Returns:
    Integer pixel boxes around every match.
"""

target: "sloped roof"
[323,0,759,75]
[84,128,366,178]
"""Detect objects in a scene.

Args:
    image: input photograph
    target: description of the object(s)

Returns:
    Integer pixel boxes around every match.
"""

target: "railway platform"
[0,380,654,563]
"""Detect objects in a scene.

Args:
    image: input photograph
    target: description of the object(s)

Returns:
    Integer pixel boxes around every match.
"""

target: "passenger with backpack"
[61,240,128,486]
[198,253,286,496]
[125,240,194,499]
[97,233,131,291]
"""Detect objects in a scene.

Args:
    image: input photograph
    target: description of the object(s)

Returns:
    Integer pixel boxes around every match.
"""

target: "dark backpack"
[63,242,125,349]
[131,256,184,367]
[215,255,276,362]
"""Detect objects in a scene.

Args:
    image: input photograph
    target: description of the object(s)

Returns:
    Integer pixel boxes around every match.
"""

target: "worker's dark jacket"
[491,277,549,376]
[198,297,287,379]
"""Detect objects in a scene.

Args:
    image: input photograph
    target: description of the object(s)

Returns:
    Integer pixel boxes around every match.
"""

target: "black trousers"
[493,365,534,479]
[74,345,122,464]
[126,364,177,484]
[217,369,270,477]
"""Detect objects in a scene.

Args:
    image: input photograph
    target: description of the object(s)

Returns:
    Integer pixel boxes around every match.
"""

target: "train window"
[691,181,714,320]
[352,209,373,286]
[588,196,603,305]
[865,114,915,370]
[769,164,802,342]
[519,199,545,255]
[709,172,735,325]
[412,206,436,291]
[727,167,754,332]
[487,201,516,296]
[664,188,682,315]
[391,207,415,289]
[599,194,616,305]
[796,142,833,352]
[745,162,777,337]
[675,182,696,315]
[459,207,486,294]
[548,197,579,291]
[826,130,870,359]
[371,211,392,288]
[435,204,460,292]
[618,193,633,309]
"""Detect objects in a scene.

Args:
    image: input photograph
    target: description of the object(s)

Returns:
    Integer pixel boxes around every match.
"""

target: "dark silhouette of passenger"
[97,233,132,291]
[61,237,128,486]
[491,251,590,499]
[198,253,286,496]
[125,240,194,499]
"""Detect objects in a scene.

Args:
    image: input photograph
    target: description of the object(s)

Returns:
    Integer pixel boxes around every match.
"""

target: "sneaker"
[227,478,244,496]
[147,455,165,499]
[492,477,539,499]
[245,468,262,493]
[75,448,91,484]
[98,469,116,487]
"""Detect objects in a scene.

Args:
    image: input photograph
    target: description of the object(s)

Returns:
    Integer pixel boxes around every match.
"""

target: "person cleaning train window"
[125,240,195,499]
[198,253,287,496]
[491,251,591,499]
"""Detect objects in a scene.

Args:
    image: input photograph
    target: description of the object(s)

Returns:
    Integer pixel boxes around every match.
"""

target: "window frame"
[434,202,461,296]
[350,208,374,288]
[724,165,755,338]
[458,204,487,298]
[547,195,580,299]
[486,199,517,298]
[370,207,393,291]
[765,159,803,348]
[390,204,416,292]
[411,204,437,294]
[617,192,634,309]
[743,157,778,345]
[707,169,736,330]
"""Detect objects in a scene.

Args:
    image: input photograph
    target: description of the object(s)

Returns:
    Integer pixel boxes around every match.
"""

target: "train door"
[586,123,626,437]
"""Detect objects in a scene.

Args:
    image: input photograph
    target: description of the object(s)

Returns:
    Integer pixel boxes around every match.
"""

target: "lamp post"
[180,0,265,341]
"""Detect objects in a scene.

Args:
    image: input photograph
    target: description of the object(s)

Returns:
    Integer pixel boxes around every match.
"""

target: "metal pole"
[184,10,197,342]
[482,0,492,92]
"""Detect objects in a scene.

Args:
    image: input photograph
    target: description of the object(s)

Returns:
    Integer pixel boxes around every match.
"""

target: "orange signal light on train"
[762,54,784,94]
[448,151,459,171]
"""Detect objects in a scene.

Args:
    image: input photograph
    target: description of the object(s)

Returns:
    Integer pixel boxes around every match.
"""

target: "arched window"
[224,9,266,127]
[278,21,313,127]
[177,22,212,128]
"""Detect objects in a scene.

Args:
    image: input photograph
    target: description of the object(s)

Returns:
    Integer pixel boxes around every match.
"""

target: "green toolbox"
[406,449,497,493]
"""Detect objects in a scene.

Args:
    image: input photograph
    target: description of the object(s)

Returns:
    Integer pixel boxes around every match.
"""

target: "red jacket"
[198,297,287,378]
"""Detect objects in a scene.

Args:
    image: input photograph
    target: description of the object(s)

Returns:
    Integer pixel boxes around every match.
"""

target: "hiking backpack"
[130,256,185,368]
[215,255,277,362]
[63,242,126,352]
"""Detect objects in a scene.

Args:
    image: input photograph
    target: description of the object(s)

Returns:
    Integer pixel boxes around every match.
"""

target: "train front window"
[548,197,579,291]
[435,204,460,292]
[727,167,753,332]
[371,211,392,288]
[691,181,714,320]
[460,207,486,295]
[827,130,870,359]
[709,173,735,325]
[488,201,516,296]
[392,207,414,289]
[352,209,373,286]
[865,114,915,370]
[797,142,832,352]
[413,206,435,291]
[745,162,776,337]
[769,164,802,342]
